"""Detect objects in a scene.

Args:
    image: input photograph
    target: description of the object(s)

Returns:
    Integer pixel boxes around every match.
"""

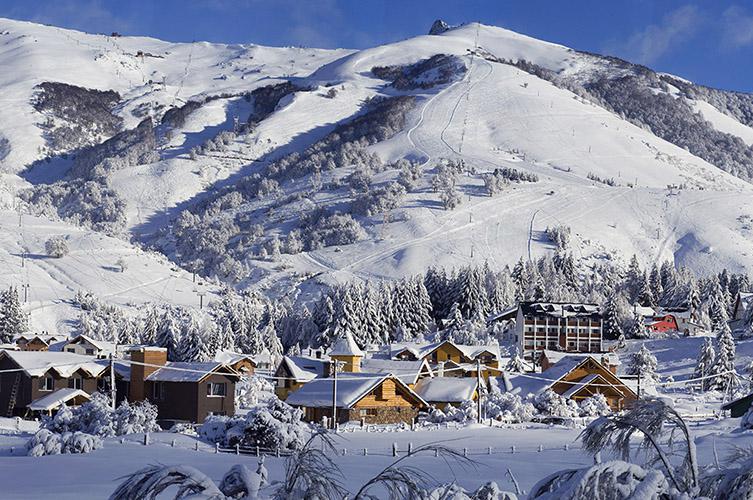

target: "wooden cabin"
[286,373,428,425]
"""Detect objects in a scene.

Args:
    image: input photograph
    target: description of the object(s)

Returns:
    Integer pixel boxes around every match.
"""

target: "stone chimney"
[129,347,167,402]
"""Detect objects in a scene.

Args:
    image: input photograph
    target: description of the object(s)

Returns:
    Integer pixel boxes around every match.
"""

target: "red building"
[646,314,679,333]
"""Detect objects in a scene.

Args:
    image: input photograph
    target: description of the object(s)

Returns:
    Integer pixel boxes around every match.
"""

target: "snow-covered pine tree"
[0,286,29,343]
[627,344,659,383]
[505,346,526,372]
[311,293,335,348]
[156,308,182,361]
[424,266,449,322]
[624,254,643,303]
[332,284,365,347]
[706,277,730,332]
[602,292,624,340]
[141,306,160,345]
[636,273,656,308]
[693,338,715,391]
[627,308,648,339]
[454,266,490,321]
[710,321,737,391]
[649,265,664,307]
[511,258,528,301]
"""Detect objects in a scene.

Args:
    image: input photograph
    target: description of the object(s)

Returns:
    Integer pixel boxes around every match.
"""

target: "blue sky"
[2,0,753,91]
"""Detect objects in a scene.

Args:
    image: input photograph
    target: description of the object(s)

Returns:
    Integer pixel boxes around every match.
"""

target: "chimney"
[437,361,445,377]
[129,347,167,402]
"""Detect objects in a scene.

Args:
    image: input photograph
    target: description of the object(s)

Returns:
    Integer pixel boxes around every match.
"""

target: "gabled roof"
[389,340,500,362]
[504,355,635,398]
[15,333,67,345]
[0,350,108,377]
[28,388,90,411]
[214,350,257,366]
[146,362,238,382]
[279,355,329,382]
[329,331,364,357]
[360,357,432,385]
[414,377,478,403]
[560,373,622,399]
[285,373,427,409]
[65,334,116,353]
[542,349,620,367]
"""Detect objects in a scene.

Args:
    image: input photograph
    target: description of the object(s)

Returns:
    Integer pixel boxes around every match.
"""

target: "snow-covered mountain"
[2,17,753,327]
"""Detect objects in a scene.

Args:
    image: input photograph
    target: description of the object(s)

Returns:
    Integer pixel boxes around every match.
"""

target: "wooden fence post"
[487,446,492,455]
[195,441,199,451]
[392,443,397,457]
[236,443,240,455]
[215,443,219,454]
[463,448,468,457]
[511,445,515,454]
[363,448,368,456]
[256,446,260,456]
[538,445,543,452]
[143,433,149,446]
[408,442,413,454]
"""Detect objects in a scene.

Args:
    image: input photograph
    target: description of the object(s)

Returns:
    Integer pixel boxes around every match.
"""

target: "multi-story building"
[514,301,603,359]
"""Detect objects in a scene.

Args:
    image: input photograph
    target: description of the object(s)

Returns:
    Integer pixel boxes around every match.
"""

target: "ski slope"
[0,18,752,318]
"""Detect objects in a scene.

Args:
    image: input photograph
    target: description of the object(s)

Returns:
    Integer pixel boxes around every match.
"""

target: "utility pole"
[331,360,338,430]
[109,349,117,410]
[197,291,206,309]
[22,284,29,302]
[476,359,482,424]
[637,369,642,399]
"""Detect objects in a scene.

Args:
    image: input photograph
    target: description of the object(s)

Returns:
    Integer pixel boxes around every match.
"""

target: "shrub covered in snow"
[42,393,159,437]
[26,429,103,456]
[485,391,535,423]
[578,394,611,417]
[531,390,580,418]
[424,400,477,424]
[351,181,406,216]
[199,397,308,451]
[45,235,69,258]
[235,374,276,409]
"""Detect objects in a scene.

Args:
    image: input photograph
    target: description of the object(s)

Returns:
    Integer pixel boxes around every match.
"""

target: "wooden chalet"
[503,355,636,411]
[274,355,329,399]
[390,340,501,371]
[514,302,603,359]
[214,350,257,375]
[286,372,428,425]
[15,333,66,352]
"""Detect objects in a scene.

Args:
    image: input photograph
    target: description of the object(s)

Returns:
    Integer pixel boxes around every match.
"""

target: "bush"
[199,397,308,451]
[578,393,612,417]
[45,235,69,258]
[41,393,159,437]
[27,429,103,456]
[531,390,580,418]
[485,391,535,423]
[351,181,406,216]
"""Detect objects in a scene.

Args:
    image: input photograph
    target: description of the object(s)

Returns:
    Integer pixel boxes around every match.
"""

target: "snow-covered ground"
[0,416,748,499]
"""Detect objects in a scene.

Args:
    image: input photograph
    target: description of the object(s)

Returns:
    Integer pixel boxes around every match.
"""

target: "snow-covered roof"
[280,355,330,382]
[360,357,431,385]
[146,362,238,382]
[519,302,601,318]
[214,350,256,366]
[329,331,364,357]
[414,377,478,403]
[487,305,518,323]
[28,388,90,411]
[65,334,117,353]
[389,340,500,362]
[543,350,620,366]
[15,333,67,345]
[285,373,427,409]
[0,350,108,377]
[633,305,657,317]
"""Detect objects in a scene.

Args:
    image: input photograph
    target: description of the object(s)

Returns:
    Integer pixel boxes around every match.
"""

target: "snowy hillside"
[1,17,753,320]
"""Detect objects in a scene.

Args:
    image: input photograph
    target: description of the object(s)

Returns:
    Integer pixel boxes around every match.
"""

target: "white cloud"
[608,5,701,65]
[721,5,753,48]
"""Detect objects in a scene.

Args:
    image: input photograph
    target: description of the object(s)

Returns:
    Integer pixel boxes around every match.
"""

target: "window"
[65,348,76,353]
[85,348,95,355]
[152,382,165,400]
[39,376,54,391]
[207,382,227,397]
[359,408,378,417]
[68,377,83,390]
